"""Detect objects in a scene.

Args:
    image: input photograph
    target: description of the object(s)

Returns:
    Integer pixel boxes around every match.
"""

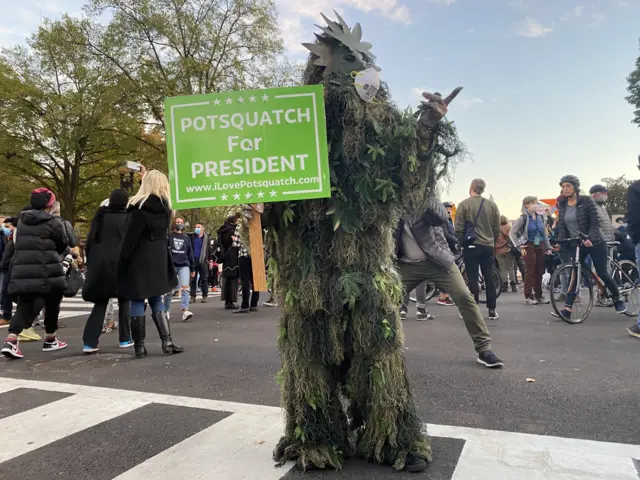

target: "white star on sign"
[226,97,233,104]
[257,191,264,198]
[249,95,257,102]
[233,193,240,200]
[213,98,221,106]
[262,94,269,101]
[270,190,277,197]
[221,194,228,201]
[237,96,245,103]
[245,192,253,199]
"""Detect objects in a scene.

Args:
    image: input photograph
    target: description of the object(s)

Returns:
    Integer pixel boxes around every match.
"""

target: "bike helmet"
[559,175,580,192]
[589,184,608,195]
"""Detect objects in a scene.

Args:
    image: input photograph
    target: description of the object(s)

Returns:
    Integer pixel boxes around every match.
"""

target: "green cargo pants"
[399,259,492,353]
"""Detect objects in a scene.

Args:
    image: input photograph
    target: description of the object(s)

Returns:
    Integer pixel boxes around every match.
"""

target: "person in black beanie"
[1,188,70,359]
[81,189,133,353]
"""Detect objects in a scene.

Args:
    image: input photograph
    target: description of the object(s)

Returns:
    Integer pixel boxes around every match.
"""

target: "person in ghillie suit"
[259,11,467,473]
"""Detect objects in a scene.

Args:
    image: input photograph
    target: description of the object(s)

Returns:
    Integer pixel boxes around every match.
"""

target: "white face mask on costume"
[354,68,380,103]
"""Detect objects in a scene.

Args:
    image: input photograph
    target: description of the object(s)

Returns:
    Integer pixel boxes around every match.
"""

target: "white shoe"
[182,310,193,322]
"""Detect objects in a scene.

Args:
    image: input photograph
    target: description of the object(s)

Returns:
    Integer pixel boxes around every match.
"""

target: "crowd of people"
[0,167,269,360]
[2,164,640,362]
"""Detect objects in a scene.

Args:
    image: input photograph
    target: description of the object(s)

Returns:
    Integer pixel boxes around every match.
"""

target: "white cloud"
[588,13,605,27]
[278,17,308,54]
[516,17,553,37]
[429,0,456,4]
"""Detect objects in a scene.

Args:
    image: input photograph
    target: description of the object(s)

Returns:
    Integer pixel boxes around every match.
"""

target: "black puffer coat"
[556,195,604,245]
[217,219,239,279]
[9,209,69,295]
[83,206,129,303]
[117,195,177,300]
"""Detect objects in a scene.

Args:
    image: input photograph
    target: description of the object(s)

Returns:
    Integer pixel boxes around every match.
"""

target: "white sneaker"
[182,310,193,322]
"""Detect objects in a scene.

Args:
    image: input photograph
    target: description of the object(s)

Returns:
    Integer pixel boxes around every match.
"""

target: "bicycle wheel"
[476,267,502,304]
[615,260,640,317]
[409,284,437,303]
[549,264,594,324]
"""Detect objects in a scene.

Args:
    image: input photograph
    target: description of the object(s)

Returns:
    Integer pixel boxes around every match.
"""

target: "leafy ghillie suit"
[264,12,467,472]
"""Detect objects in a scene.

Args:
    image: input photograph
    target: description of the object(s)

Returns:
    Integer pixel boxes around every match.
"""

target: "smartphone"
[126,161,142,172]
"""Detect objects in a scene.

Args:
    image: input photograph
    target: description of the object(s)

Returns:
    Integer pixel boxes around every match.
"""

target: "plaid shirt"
[234,225,249,257]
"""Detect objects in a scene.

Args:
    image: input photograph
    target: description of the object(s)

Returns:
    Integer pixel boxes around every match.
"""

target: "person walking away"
[495,215,516,293]
[164,217,195,322]
[0,218,17,327]
[217,215,240,309]
[1,189,70,359]
[232,217,260,314]
[437,202,457,306]
[81,189,133,353]
[625,160,640,339]
[509,197,552,305]
[396,197,503,368]
[117,169,183,358]
[455,179,502,319]
[189,223,210,303]
[554,175,627,320]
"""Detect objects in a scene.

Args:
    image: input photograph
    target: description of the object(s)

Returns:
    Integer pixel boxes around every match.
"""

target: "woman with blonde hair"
[117,169,183,358]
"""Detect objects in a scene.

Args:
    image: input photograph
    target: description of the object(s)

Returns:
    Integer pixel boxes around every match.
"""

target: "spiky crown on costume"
[302,11,378,81]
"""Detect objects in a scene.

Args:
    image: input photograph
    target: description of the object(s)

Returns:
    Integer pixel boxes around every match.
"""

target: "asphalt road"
[1,289,639,478]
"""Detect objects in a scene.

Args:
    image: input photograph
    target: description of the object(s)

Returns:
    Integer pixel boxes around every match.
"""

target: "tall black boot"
[130,316,147,359]
[151,311,184,354]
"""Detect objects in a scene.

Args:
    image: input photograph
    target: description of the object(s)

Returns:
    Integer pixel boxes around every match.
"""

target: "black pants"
[1,271,11,320]
[239,256,259,309]
[222,275,237,305]
[82,298,130,348]
[9,293,63,336]
[208,266,219,288]
[463,244,497,310]
[581,242,620,299]
[190,262,208,298]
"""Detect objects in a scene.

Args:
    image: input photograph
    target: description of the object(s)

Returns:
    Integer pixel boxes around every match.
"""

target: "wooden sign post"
[248,203,268,292]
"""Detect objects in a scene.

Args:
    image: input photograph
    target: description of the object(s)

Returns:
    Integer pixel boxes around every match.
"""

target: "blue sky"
[2,0,640,217]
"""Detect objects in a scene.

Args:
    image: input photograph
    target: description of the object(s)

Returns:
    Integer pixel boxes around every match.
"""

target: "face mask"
[194,227,202,235]
[594,194,607,205]
[2,227,10,237]
[175,224,185,231]
[354,68,380,103]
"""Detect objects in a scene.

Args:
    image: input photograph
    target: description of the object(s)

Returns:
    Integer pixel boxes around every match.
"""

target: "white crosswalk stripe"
[0,378,638,479]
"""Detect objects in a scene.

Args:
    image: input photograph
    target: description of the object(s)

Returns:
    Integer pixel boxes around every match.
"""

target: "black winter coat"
[9,210,69,296]
[217,220,239,278]
[117,195,177,300]
[1,239,14,273]
[556,195,604,245]
[83,206,129,303]
[627,180,640,245]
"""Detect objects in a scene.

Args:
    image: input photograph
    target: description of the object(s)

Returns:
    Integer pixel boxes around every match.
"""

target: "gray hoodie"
[509,208,551,250]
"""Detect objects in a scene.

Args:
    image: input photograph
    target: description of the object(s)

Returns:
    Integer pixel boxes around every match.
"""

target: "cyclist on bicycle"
[554,175,627,319]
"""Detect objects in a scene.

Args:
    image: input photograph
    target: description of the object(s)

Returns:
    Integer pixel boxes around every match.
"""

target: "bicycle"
[550,235,640,324]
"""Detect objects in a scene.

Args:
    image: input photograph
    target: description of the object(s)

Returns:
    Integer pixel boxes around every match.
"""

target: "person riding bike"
[554,175,627,319]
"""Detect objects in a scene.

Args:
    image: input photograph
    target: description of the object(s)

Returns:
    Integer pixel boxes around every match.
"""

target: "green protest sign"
[164,85,330,209]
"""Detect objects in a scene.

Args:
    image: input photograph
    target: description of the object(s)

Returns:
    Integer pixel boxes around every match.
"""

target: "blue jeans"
[131,296,163,317]
[163,266,191,311]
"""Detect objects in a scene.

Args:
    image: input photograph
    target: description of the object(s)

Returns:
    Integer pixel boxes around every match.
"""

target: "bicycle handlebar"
[558,233,589,243]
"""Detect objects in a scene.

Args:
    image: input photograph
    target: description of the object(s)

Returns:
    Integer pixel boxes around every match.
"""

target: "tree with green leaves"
[266,12,466,473]
[627,40,640,126]
[602,175,632,215]
[0,17,145,225]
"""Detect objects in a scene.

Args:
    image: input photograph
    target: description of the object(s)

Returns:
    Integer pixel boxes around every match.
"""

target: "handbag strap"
[472,199,486,228]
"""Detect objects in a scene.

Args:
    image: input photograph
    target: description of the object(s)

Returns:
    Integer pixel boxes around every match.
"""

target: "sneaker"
[182,310,193,322]
[190,296,196,303]
[551,309,572,320]
[233,307,250,314]
[42,337,68,352]
[488,309,499,320]
[536,296,551,305]
[400,307,408,320]
[525,298,538,305]
[437,298,455,306]
[250,307,258,312]
[1,338,23,359]
[0,319,9,327]
[201,297,208,304]
[83,345,99,354]
[511,284,518,293]
[119,340,134,348]
[613,299,628,314]
[225,303,239,310]
[477,351,504,368]
[18,327,42,342]
[263,300,278,307]
[628,324,640,339]
[403,453,428,473]
[416,308,434,321]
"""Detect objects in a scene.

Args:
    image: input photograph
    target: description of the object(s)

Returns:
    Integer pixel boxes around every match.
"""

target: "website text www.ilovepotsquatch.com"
[185,176,320,193]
